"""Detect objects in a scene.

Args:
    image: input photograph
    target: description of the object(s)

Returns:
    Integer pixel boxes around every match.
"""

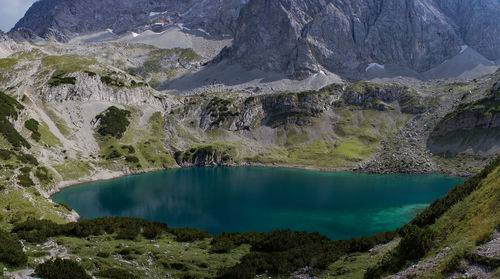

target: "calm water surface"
[53,167,463,239]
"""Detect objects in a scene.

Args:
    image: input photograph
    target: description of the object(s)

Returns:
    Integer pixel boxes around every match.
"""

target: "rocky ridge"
[218,0,500,79]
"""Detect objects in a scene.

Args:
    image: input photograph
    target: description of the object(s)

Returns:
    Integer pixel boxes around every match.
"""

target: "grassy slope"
[424,162,500,277]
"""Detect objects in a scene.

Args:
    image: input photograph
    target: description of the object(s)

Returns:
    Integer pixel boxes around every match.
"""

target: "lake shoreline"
[49,161,468,199]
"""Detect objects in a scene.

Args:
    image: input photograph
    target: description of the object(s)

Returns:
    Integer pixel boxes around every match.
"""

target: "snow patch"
[196,28,210,36]
[319,70,326,75]
[131,32,139,38]
[150,11,167,17]
[176,23,190,31]
[365,63,385,72]
[460,45,468,53]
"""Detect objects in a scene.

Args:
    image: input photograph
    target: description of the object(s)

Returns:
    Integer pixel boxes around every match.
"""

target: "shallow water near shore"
[53,167,464,239]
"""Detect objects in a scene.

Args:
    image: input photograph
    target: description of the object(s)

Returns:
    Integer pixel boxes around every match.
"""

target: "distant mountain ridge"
[11,0,249,41]
[7,0,500,80]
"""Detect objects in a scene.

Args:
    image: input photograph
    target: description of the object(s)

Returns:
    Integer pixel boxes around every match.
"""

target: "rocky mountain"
[218,0,500,79]
[10,0,500,82]
[12,0,249,41]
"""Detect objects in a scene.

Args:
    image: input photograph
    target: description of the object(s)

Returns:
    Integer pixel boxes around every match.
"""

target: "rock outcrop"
[428,75,500,155]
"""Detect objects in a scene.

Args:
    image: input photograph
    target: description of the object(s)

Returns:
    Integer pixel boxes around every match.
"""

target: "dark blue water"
[52,167,463,239]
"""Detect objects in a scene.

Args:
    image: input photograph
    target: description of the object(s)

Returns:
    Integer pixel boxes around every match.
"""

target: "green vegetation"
[409,156,500,228]
[100,75,125,87]
[35,258,91,279]
[205,97,239,127]
[214,230,397,278]
[0,230,28,266]
[95,106,131,139]
[0,91,30,148]
[47,70,77,87]
[25,118,41,142]
[42,55,96,73]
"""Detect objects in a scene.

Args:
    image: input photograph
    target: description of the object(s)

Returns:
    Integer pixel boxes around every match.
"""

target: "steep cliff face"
[219,0,499,79]
[12,0,249,41]
[434,0,500,61]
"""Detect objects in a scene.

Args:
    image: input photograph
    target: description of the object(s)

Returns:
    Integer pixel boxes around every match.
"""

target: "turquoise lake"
[52,167,464,240]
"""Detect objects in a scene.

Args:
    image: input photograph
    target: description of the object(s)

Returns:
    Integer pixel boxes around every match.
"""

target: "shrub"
[125,156,139,163]
[95,106,131,138]
[35,167,52,183]
[25,118,41,142]
[16,153,38,165]
[364,226,436,279]
[100,76,125,87]
[96,251,110,258]
[35,258,90,279]
[47,71,77,87]
[18,171,34,187]
[0,230,28,266]
[0,149,14,160]
[13,217,170,243]
[169,228,211,242]
[215,229,397,278]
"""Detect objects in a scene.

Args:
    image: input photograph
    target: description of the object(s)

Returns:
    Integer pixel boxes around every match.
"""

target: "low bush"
[35,258,90,279]
[169,228,211,242]
[25,118,41,142]
[13,217,169,243]
[125,156,139,163]
[47,71,77,87]
[0,230,28,266]
[95,106,131,139]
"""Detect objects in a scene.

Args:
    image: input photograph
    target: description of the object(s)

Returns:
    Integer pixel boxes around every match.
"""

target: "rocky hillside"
[9,0,499,82]
[428,72,500,156]
[218,0,500,79]
[11,0,249,41]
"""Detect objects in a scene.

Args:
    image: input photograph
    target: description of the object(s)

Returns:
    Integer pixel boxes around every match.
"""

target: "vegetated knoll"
[364,156,500,278]
[428,75,500,156]
[169,82,429,170]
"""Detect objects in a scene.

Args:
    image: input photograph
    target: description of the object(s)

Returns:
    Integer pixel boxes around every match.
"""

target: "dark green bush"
[35,167,52,183]
[121,145,135,153]
[169,228,211,242]
[0,230,28,266]
[95,106,131,138]
[125,156,139,163]
[25,118,41,142]
[364,226,436,278]
[16,153,38,165]
[13,217,169,243]
[100,76,125,87]
[18,171,34,187]
[35,258,90,279]
[0,149,14,160]
[215,229,397,278]
[47,71,76,87]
